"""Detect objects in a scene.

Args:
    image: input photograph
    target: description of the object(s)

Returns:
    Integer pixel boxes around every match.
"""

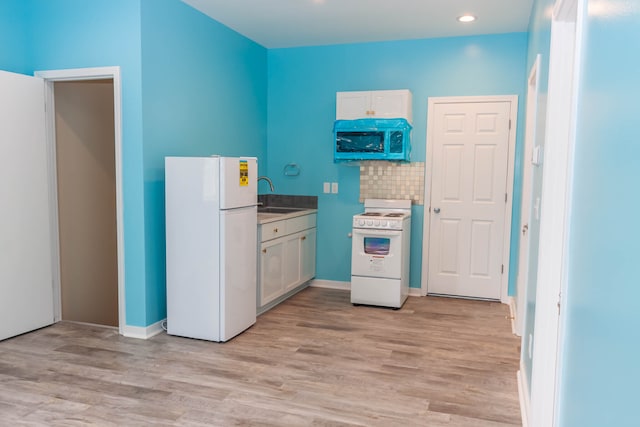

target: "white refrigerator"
[165,156,257,342]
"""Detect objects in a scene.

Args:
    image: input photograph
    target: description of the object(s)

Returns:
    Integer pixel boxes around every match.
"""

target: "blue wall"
[267,34,528,289]
[0,0,534,333]
[0,0,267,327]
[0,1,30,74]
[521,0,554,395]
[20,0,148,326]
[139,0,267,325]
[558,1,640,425]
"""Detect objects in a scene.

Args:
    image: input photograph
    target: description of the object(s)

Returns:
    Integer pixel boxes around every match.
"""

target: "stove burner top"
[355,212,408,219]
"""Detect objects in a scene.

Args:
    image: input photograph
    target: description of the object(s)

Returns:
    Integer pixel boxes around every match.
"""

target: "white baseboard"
[508,296,517,335]
[518,366,531,427]
[122,319,165,340]
[408,287,422,297]
[309,279,350,290]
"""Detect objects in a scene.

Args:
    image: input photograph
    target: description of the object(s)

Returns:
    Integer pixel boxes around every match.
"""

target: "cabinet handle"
[262,248,267,254]
[273,227,278,233]
[301,236,306,241]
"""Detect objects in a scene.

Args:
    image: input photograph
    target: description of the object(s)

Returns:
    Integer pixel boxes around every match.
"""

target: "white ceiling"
[181,0,534,49]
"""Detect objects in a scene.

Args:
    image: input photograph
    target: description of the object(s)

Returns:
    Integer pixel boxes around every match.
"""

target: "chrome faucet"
[257,176,275,192]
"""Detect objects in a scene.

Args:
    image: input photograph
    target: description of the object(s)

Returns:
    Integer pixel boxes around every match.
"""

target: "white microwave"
[333,118,412,162]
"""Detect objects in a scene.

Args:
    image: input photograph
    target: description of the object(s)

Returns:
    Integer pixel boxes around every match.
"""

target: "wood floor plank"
[0,288,521,426]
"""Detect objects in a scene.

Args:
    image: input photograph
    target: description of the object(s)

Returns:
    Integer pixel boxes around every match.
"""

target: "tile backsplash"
[359,161,425,205]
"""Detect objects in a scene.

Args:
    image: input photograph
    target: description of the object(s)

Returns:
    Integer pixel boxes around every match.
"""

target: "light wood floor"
[0,288,522,426]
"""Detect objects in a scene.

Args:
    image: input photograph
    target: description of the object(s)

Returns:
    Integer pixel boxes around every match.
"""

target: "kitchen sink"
[257,206,306,214]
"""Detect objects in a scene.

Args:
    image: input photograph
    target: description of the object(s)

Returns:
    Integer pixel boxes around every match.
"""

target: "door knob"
[433,207,441,214]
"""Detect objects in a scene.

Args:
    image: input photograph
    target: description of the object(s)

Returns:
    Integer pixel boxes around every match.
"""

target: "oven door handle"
[352,228,402,237]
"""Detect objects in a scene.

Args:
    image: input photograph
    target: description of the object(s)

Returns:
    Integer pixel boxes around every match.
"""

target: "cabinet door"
[283,233,301,292]
[260,240,284,306]
[336,91,371,120]
[300,228,317,283]
[371,90,412,122]
[337,90,412,122]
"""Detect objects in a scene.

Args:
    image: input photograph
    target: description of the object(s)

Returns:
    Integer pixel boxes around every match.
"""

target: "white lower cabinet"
[260,238,285,306]
[300,228,316,284]
[258,213,316,312]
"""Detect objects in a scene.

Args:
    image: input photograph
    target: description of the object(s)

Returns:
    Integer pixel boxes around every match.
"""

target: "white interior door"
[0,70,54,341]
[516,56,541,336]
[427,101,512,300]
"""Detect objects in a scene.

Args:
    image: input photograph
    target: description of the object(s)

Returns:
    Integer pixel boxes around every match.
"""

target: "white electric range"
[351,199,411,308]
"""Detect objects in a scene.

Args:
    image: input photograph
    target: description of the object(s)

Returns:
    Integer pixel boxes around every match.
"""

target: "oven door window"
[336,131,385,153]
[363,237,391,255]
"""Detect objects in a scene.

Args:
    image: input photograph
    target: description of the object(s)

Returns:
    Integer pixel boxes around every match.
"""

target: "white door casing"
[529,0,583,425]
[517,55,542,336]
[421,96,517,301]
[0,70,55,341]
[35,67,126,336]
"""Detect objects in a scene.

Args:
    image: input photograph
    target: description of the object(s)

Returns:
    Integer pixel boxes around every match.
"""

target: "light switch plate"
[323,182,330,193]
[331,182,338,194]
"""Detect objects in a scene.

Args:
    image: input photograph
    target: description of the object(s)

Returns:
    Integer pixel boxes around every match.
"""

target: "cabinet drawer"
[287,213,317,234]
[259,220,286,241]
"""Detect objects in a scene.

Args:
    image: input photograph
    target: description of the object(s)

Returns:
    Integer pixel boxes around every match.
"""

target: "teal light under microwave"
[333,118,412,162]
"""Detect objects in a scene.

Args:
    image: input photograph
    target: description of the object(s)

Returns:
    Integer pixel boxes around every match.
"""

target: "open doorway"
[54,79,118,327]
[36,67,125,334]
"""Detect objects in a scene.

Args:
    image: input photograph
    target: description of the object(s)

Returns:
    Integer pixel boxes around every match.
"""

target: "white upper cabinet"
[336,89,412,123]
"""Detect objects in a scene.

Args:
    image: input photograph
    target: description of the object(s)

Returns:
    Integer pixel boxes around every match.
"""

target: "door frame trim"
[421,95,518,303]
[529,0,583,424]
[516,55,541,337]
[35,66,125,335]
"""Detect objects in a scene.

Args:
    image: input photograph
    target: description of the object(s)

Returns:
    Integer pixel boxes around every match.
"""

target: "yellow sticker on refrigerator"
[239,160,249,186]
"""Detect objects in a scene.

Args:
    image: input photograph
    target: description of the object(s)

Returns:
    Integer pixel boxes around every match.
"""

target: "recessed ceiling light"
[458,15,476,23]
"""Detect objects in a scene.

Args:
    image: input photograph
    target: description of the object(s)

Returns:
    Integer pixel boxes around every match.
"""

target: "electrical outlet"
[323,182,330,193]
[331,182,338,194]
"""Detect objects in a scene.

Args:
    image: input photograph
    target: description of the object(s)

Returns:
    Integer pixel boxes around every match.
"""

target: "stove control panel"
[353,217,404,230]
